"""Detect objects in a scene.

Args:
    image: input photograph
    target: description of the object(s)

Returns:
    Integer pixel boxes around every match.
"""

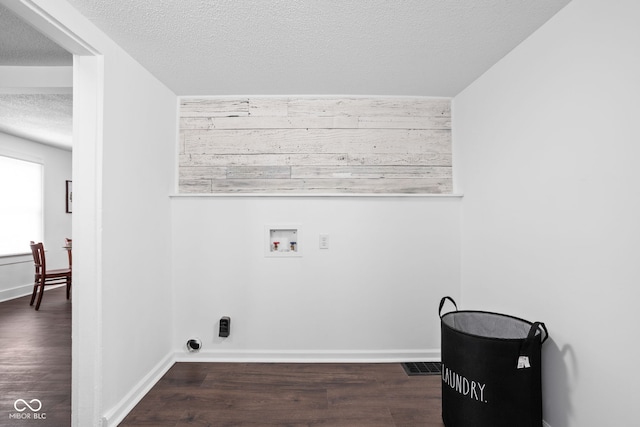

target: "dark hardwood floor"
[0,286,71,427]
[121,362,445,427]
[0,287,445,426]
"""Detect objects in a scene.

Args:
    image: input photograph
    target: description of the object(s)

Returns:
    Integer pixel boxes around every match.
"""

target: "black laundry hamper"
[439,296,548,427]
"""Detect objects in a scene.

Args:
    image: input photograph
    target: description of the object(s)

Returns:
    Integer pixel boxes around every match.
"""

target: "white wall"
[454,0,640,426]
[19,2,178,425]
[98,49,177,423]
[0,132,72,301]
[172,196,461,361]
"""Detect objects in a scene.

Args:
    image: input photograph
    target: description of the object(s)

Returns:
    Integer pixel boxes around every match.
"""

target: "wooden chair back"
[64,238,72,269]
[28,241,72,310]
[30,241,46,277]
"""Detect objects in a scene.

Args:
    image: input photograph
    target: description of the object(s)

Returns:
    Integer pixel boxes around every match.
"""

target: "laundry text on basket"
[441,363,488,403]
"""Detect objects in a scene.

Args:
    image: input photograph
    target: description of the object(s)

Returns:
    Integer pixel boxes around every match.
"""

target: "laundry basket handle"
[439,296,458,318]
[521,322,549,354]
[528,321,548,344]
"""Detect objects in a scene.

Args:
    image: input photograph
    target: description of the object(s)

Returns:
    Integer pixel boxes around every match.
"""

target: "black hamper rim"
[441,310,542,342]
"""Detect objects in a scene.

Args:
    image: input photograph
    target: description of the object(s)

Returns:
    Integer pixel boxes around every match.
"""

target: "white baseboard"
[102,352,175,427]
[0,283,64,303]
[174,348,442,363]
[543,421,552,427]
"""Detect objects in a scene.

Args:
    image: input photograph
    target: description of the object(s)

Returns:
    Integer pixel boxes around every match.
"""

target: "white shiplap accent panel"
[197,178,451,194]
[180,98,249,117]
[178,97,452,194]
[291,166,452,179]
[180,153,452,167]
[180,116,451,130]
[285,98,450,117]
[184,129,450,155]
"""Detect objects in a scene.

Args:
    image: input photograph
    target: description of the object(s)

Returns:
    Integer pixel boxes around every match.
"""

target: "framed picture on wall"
[66,180,72,213]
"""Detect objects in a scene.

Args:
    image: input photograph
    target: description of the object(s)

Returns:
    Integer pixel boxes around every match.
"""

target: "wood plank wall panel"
[178,97,452,194]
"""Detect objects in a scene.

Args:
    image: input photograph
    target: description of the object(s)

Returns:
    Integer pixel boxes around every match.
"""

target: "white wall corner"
[101,352,175,427]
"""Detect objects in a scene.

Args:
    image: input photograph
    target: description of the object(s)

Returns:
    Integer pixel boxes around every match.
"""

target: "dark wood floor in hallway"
[121,362,445,427]
[0,286,71,427]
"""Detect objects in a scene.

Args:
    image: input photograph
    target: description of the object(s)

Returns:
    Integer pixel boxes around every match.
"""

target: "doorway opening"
[1,2,104,425]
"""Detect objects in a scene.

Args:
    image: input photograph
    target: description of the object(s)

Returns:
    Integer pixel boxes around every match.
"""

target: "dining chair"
[64,238,72,299]
[29,241,72,310]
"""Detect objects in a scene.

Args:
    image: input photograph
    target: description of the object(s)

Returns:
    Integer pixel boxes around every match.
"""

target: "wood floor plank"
[0,286,71,427]
[123,362,444,426]
[175,406,397,427]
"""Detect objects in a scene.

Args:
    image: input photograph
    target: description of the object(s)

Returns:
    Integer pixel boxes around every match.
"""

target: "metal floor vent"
[401,362,442,376]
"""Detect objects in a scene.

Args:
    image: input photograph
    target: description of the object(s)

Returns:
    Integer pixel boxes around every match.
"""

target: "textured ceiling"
[0,3,72,66]
[0,94,73,149]
[1,0,572,150]
[0,3,73,149]
[65,0,572,96]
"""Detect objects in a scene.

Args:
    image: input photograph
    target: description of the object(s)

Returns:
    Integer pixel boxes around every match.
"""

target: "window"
[0,155,43,256]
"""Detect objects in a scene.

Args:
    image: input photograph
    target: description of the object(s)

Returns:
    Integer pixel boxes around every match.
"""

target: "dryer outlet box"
[219,316,230,337]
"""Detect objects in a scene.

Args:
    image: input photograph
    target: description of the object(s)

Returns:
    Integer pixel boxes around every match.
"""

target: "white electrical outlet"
[319,234,329,249]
